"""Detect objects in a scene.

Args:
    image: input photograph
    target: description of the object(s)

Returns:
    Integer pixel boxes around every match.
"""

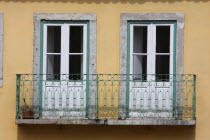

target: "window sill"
[16,118,195,126]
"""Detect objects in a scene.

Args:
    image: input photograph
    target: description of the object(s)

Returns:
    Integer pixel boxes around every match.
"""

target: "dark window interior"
[69,26,83,53]
[155,26,170,81]
[69,55,83,80]
[156,26,170,53]
[133,26,147,53]
[133,26,148,81]
[69,26,84,80]
[47,26,61,53]
[46,26,61,80]
[156,55,170,81]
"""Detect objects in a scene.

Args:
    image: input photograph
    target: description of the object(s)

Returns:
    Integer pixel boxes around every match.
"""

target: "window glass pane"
[69,26,83,53]
[47,26,61,53]
[133,55,147,80]
[69,55,83,80]
[133,26,147,53]
[47,55,60,80]
[156,26,170,53]
[156,55,170,81]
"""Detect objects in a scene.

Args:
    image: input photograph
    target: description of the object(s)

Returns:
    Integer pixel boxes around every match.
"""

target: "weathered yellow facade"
[0,0,210,140]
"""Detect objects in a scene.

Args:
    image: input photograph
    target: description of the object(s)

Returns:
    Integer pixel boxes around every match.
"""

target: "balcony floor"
[16,118,195,126]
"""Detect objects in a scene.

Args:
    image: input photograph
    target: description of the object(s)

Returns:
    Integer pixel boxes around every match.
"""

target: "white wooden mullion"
[155,53,170,55]
[130,24,134,80]
[65,25,70,75]
[151,24,156,76]
[69,53,84,55]
[147,24,153,80]
[170,24,174,75]
[61,24,68,75]
[150,24,156,110]
[83,25,87,76]
[60,24,68,110]
[46,53,61,55]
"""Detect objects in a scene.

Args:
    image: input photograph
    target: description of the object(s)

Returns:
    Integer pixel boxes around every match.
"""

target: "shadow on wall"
[18,125,195,140]
[1,0,210,4]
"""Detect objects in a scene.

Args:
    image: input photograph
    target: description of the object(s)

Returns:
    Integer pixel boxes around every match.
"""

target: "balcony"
[16,74,196,125]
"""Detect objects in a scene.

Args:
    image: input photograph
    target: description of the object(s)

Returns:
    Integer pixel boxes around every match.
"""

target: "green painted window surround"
[39,20,90,118]
[125,20,177,117]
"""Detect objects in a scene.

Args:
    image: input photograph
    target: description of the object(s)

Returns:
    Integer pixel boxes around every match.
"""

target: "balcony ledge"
[16,119,195,126]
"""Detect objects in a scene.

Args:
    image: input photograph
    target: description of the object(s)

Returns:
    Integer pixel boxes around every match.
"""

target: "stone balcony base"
[16,119,195,126]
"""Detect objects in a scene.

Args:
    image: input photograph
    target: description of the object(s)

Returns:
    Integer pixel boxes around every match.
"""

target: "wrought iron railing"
[16,74,196,120]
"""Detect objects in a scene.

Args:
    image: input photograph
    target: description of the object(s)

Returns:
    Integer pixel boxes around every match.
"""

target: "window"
[43,24,87,80]
[129,22,175,118]
[41,22,88,117]
[119,13,184,118]
[130,23,174,81]
[33,13,97,119]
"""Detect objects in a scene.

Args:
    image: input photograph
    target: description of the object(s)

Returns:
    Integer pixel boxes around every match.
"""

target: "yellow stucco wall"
[0,0,210,140]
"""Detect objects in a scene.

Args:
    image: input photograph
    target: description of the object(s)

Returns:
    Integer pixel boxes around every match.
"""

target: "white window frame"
[130,23,174,77]
[43,23,87,78]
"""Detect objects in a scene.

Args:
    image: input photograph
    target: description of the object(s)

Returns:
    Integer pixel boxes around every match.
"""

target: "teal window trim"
[39,20,44,117]
[126,22,130,117]
[39,20,90,118]
[173,22,177,112]
[126,20,177,118]
[86,21,90,118]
